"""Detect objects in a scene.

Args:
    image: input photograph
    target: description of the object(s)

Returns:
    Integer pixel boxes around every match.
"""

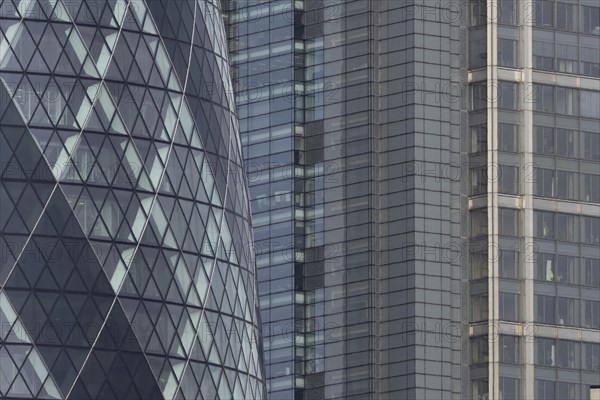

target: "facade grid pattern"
[225,0,465,399]
[0,0,266,399]
[468,0,600,399]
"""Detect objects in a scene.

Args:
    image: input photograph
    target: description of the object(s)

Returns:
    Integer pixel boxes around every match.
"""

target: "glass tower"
[0,0,265,399]
[224,0,465,399]
[224,0,600,399]
[223,1,301,398]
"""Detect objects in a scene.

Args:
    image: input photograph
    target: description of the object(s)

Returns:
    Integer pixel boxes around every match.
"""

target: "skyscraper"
[0,0,265,399]
[224,0,600,399]
[224,0,464,398]
[468,0,600,399]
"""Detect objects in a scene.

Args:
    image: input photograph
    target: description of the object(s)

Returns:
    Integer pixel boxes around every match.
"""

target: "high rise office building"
[0,0,265,399]
[224,0,600,399]
[224,0,464,398]
[468,0,600,399]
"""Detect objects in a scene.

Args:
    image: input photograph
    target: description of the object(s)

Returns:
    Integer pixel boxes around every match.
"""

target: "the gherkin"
[0,0,265,398]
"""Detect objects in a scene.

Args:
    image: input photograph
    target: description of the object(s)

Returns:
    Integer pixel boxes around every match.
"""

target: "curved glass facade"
[0,0,265,399]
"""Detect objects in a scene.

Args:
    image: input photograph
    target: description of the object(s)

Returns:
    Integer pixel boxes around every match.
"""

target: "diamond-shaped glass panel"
[1,0,264,398]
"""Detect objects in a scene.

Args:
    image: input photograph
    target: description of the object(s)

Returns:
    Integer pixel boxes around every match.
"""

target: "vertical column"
[486,0,500,399]
[519,0,535,398]
[321,0,348,397]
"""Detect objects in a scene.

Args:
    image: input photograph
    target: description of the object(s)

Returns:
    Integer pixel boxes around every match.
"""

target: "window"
[269,376,293,392]
[582,174,600,203]
[556,213,578,242]
[534,211,554,239]
[471,209,488,237]
[499,165,518,195]
[581,46,600,77]
[556,255,578,285]
[471,336,489,364]
[533,84,554,112]
[472,379,489,400]
[582,216,600,244]
[498,123,518,152]
[499,249,519,279]
[499,208,519,236]
[535,294,555,324]
[534,0,554,27]
[556,87,578,115]
[535,253,555,281]
[534,125,554,154]
[0,349,21,395]
[471,166,488,195]
[533,40,555,71]
[557,382,579,400]
[498,38,518,67]
[583,300,600,328]
[498,0,518,25]
[471,125,488,153]
[535,338,556,366]
[471,83,487,110]
[70,192,98,234]
[557,298,579,326]
[470,37,488,69]
[499,335,519,364]
[472,294,489,322]
[581,90,600,118]
[500,377,519,400]
[499,292,519,321]
[556,43,578,73]
[584,342,600,371]
[582,131,600,160]
[498,81,518,110]
[470,0,487,26]
[557,2,577,30]
[556,128,576,157]
[556,171,577,200]
[95,198,121,239]
[534,168,555,198]
[583,258,600,287]
[536,379,556,400]
[471,249,489,280]
[581,6,600,35]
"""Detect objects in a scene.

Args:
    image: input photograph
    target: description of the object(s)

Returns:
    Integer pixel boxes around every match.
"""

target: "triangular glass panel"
[78,353,105,398]
[37,375,62,399]
[9,24,35,68]
[104,57,125,81]
[77,25,96,54]
[0,44,23,72]
[64,268,87,293]
[84,107,105,132]
[7,373,32,398]
[75,1,97,25]
[28,50,50,73]
[30,102,53,126]
[53,50,76,75]
[179,365,199,400]
[35,267,61,291]
[99,2,119,28]
[93,29,119,74]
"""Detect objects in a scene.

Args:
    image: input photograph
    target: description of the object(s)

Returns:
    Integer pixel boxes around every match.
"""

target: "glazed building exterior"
[224,0,465,398]
[0,0,265,399]
[224,0,600,399]
[468,0,600,399]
